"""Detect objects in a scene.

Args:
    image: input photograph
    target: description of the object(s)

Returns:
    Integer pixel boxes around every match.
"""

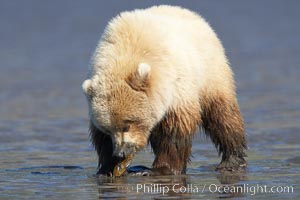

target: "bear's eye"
[123,119,134,124]
[121,124,130,132]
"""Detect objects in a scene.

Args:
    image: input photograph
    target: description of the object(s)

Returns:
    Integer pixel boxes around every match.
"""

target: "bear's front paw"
[216,156,247,172]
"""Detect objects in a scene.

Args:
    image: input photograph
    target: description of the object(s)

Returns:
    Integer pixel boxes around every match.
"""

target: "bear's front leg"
[149,131,193,175]
[90,123,123,176]
[149,105,201,175]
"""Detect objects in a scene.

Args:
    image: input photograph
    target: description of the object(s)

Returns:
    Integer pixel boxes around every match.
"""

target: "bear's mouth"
[112,142,137,177]
[113,153,135,177]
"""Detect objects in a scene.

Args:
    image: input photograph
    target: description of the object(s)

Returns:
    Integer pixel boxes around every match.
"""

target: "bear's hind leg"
[201,94,247,172]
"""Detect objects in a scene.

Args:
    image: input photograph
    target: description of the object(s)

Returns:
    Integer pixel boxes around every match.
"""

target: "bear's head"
[82,63,157,158]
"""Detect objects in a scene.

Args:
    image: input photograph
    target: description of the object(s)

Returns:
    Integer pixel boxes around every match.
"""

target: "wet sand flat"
[0,1,299,199]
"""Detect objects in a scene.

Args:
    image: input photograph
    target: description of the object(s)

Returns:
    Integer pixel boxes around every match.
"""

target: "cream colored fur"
[83,5,236,150]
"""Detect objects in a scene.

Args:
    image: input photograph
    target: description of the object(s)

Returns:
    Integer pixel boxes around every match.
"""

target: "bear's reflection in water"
[95,167,247,199]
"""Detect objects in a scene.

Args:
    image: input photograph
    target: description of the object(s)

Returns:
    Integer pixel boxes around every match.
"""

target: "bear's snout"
[113,142,136,158]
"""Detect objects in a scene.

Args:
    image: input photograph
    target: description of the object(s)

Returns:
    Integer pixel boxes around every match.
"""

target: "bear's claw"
[216,156,247,172]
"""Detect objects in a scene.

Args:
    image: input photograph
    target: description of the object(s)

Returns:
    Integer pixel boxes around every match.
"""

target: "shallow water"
[0,1,299,199]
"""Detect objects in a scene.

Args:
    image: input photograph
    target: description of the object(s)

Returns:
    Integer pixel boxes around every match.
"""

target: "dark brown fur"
[149,93,247,174]
[201,93,247,171]
[149,102,201,175]
[91,92,247,175]
[90,123,123,175]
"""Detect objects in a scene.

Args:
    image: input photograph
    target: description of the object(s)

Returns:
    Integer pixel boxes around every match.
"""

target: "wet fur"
[201,93,247,171]
[90,123,123,175]
[91,93,247,175]
[150,102,201,175]
[149,94,246,175]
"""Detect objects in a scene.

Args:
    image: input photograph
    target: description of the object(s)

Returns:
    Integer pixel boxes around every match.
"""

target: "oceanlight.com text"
[118,183,294,196]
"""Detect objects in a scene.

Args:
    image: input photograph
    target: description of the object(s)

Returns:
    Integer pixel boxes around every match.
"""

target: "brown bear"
[82,5,247,176]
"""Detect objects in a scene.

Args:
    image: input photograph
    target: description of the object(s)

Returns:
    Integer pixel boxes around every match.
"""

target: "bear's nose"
[113,142,135,158]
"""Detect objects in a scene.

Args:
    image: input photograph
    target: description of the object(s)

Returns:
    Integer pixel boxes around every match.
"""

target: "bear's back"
[95,5,234,107]
[146,5,201,21]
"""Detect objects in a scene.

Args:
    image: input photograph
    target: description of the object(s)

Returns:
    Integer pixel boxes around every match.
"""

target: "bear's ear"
[126,63,151,92]
[82,79,93,96]
[137,63,151,80]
